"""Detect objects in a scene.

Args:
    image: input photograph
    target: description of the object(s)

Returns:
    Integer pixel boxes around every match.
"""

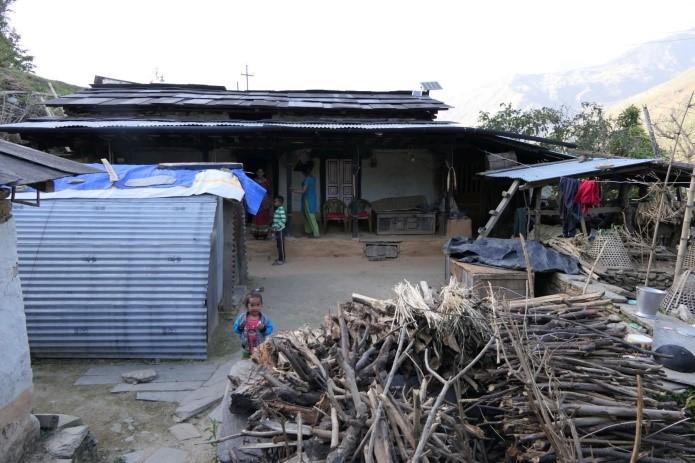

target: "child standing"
[271,195,287,265]
[233,292,273,358]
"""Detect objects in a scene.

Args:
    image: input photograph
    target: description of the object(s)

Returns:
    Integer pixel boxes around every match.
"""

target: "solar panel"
[420,81,442,91]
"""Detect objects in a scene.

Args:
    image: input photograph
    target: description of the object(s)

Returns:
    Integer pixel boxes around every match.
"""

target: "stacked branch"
[223,282,691,462]
[474,291,691,462]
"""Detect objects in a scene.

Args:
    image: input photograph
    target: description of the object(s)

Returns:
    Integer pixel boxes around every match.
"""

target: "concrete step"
[246,235,445,259]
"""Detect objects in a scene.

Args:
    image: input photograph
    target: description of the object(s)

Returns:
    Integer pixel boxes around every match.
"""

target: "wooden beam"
[533,188,542,240]
[532,206,622,217]
[477,179,520,239]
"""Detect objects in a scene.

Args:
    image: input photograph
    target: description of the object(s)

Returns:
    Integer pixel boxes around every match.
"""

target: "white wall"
[361,149,438,204]
[0,212,33,410]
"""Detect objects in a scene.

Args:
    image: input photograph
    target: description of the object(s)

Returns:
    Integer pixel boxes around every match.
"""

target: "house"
[0,139,98,463]
[0,77,574,238]
[11,163,263,359]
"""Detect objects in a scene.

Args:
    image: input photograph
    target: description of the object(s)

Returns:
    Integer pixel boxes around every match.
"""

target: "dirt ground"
[28,253,443,462]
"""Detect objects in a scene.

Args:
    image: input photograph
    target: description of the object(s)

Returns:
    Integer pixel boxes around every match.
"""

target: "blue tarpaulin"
[39,164,266,215]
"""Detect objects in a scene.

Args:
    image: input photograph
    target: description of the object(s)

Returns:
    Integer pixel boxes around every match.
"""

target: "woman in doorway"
[250,168,272,239]
[297,167,320,238]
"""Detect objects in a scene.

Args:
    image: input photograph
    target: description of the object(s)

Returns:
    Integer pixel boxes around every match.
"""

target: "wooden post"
[533,188,542,240]
[645,93,694,286]
[675,143,695,276]
[674,172,695,277]
[477,180,520,239]
[642,106,660,157]
[352,146,360,238]
[285,153,293,231]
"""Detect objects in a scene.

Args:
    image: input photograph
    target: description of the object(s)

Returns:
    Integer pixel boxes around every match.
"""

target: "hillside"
[0,66,80,95]
[447,29,695,125]
[607,67,695,159]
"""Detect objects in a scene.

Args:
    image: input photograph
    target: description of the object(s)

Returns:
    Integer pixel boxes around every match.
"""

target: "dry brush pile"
[223,281,692,462]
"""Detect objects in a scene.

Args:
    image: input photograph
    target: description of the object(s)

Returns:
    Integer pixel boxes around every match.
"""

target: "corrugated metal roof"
[46,84,450,113]
[0,119,460,130]
[479,158,655,183]
[13,196,218,359]
[0,138,100,186]
[0,120,578,149]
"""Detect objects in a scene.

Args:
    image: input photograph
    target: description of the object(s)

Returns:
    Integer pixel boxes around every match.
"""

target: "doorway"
[325,158,353,205]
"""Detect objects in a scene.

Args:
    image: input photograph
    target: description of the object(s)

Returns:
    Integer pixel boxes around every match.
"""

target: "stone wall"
[602,269,673,295]
[0,198,39,463]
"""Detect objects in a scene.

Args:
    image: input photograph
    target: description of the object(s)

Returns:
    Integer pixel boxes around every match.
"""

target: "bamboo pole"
[644,92,694,286]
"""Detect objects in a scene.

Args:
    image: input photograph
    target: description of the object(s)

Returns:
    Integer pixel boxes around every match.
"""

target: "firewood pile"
[479,291,691,462]
[223,282,691,462]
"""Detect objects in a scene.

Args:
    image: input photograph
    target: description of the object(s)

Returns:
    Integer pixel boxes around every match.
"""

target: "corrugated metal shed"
[13,196,219,359]
[479,158,655,184]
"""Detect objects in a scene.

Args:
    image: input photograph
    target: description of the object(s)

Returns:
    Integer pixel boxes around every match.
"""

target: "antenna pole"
[241,64,254,91]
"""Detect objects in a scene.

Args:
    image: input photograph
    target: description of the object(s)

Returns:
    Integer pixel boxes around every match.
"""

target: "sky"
[9,0,695,103]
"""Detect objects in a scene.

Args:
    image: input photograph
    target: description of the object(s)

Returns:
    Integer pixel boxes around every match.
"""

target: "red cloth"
[244,316,260,354]
[575,180,600,215]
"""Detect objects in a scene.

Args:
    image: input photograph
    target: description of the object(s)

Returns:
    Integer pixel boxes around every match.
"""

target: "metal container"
[636,286,667,319]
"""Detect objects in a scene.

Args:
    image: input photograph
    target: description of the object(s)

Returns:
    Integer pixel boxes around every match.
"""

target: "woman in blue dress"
[298,167,320,237]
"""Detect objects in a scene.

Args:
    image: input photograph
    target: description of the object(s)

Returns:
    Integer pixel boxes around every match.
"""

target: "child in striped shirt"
[271,196,287,265]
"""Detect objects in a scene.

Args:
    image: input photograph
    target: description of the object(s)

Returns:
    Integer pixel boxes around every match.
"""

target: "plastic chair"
[322,198,348,233]
[349,198,373,233]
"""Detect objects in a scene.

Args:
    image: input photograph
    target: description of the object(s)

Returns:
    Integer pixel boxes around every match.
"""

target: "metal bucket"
[636,286,667,319]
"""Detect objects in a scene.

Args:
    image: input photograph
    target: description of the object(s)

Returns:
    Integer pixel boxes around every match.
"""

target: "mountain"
[608,67,695,158]
[448,29,695,125]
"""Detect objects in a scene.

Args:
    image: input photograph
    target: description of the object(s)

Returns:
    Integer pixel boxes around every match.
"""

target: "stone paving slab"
[169,423,201,441]
[143,447,189,463]
[135,391,190,403]
[121,450,145,463]
[174,380,227,422]
[203,360,236,387]
[111,381,203,393]
[208,403,224,423]
[76,362,220,385]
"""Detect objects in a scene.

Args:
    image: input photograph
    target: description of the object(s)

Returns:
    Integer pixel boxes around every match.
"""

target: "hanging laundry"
[575,179,601,215]
[559,177,580,237]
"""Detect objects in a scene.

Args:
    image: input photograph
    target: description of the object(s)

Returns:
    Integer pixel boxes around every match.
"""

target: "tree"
[608,105,654,158]
[0,0,33,71]
[478,102,659,158]
[477,103,572,141]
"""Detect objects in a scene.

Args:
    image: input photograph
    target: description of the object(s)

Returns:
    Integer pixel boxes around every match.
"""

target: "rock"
[46,425,88,458]
[169,423,201,441]
[121,450,145,463]
[124,435,135,443]
[45,425,97,462]
[110,422,122,433]
[121,369,158,384]
[57,415,83,430]
[143,447,189,463]
[34,414,59,430]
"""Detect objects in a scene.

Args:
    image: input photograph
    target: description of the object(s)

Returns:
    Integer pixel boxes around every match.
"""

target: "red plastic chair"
[322,198,348,233]
[349,198,373,233]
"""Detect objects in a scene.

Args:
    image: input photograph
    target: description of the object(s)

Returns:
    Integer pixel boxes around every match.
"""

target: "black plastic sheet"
[444,237,580,274]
